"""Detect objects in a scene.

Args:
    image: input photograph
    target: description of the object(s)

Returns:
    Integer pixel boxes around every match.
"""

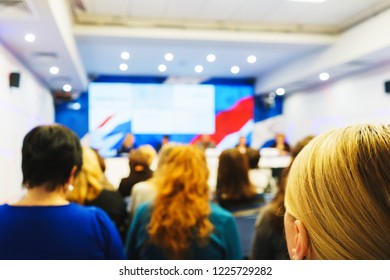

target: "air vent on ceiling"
[0,0,38,20]
[30,51,58,64]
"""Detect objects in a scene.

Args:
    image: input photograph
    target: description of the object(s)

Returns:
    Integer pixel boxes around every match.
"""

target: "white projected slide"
[89,83,215,134]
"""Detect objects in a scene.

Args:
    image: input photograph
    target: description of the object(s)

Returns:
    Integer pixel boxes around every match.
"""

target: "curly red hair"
[147,145,213,259]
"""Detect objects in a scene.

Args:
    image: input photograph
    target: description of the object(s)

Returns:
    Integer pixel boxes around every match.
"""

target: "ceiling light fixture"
[49,66,59,75]
[276,88,286,96]
[24,33,35,42]
[158,64,167,72]
[195,65,203,73]
[247,55,257,63]
[319,72,330,81]
[119,63,128,71]
[63,84,72,92]
[231,66,240,74]
[121,52,130,60]
[207,54,216,62]
[164,53,174,61]
[288,0,326,3]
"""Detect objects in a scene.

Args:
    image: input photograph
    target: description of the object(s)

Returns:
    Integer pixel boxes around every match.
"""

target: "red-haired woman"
[125,145,242,259]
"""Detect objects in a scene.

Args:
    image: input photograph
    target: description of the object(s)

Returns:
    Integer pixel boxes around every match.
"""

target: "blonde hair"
[67,146,103,204]
[136,144,157,166]
[147,145,213,259]
[285,124,390,259]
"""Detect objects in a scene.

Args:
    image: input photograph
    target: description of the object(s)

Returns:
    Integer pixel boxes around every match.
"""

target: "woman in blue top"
[0,124,125,260]
[125,145,242,260]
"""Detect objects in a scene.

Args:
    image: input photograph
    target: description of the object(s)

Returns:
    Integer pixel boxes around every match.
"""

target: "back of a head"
[155,142,178,170]
[22,124,82,191]
[216,148,255,200]
[154,145,210,197]
[136,144,157,167]
[129,149,150,172]
[285,124,390,259]
[68,146,103,204]
[269,135,315,209]
[246,148,261,169]
[148,145,213,259]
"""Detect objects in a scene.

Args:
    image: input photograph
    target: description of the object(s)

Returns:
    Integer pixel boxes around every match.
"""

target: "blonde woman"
[67,146,127,239]
[125,145,242,259]
[284,124,390,260]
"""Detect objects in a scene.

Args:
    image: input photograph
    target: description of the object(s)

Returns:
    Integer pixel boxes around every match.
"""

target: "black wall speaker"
[9,72,21,88]
[385,81,390,94]
[385,81,390,93]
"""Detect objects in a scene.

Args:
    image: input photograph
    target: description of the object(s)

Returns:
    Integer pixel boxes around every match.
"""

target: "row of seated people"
[118,143,266,258]
[0,124,389,260]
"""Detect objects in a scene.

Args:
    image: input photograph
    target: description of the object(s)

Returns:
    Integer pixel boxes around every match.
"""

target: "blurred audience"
[67,146,128,240]
[129,143,176,220]
[0,124,124,259]
[215,148,264,212]
[285,124,390,259]
[118,145,156,211]
[245,148,269,193]
[125,145,242,260]
[251,135,315,260]
[92,148,116,190]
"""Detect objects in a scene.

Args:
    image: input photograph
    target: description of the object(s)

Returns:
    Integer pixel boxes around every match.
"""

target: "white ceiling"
[1,0,390,94]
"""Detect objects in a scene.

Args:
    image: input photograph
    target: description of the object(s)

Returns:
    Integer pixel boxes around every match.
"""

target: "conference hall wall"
[55,76,284,157]
[283,64,390,146]
[0,44,54,203]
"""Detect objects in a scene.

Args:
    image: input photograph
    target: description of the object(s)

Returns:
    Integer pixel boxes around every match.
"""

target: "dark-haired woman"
[0,124,125,259]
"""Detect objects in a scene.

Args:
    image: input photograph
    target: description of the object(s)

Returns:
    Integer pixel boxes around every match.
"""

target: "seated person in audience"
[246,148,268,193]
[125,145,242,260]
[0,124,124,259]
[117,133,137,156]
[92,148,116,190]
[118,145,156,198]
[67,146,128,240]
[195,134,216,150]
[129,143,177,220]
[155,134,170,152]
[235,135,249,153]
[251,135,315,260]
[215,148,264,213]
[284,124,390,260]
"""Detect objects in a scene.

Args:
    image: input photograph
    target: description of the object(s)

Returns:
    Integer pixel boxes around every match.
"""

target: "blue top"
[125,202,242,260]
[0,203,125,260]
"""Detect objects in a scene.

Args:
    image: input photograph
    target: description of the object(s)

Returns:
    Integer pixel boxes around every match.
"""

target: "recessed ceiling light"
[247,55,257,63]
[49,66,59,75]
[121,52,130,60]
[194,65,203,73]
[63,84,72,92]
[158,64,167,72]
[24,33,35,42]
[207,54,216,62]
[319,72,330,81]
[288,0,326,3]
[276,88,286,96]
[164,53,174,61]
[231,66,240,74]
[119,63,128,71]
